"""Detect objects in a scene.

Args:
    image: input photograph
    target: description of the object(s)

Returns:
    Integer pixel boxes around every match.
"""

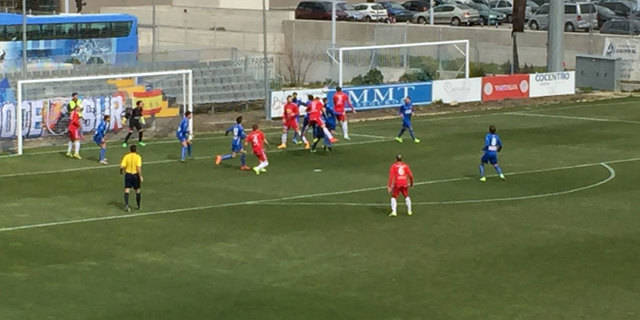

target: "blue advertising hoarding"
[327,82,432,111]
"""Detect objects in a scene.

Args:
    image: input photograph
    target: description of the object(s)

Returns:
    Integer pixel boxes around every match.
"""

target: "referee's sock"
[136,193,141,208]
[187,143,192,157]
[124,193,129,206]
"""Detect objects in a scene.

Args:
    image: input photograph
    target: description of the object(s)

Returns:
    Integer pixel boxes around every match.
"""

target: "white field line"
[507,112,640,125]
[348,133,388,139]
[0,159,631,233]
[0,138,390,178]
[262,163,616,207]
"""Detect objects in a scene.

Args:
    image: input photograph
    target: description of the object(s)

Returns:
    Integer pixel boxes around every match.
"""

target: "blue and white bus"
[0,13,138,72]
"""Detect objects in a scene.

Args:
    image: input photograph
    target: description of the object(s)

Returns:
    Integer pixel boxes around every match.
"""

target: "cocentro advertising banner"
[328,82,432,111]
[432,78,482,104]
[482,74,529,102]
[529,71,575,98]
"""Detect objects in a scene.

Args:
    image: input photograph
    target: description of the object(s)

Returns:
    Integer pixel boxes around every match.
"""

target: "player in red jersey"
[387,154,414,217]
[332,87,356,140]
[308,96,337,145]
[66,106,82,159]
[245,124,270,175]
[278,95,309,150]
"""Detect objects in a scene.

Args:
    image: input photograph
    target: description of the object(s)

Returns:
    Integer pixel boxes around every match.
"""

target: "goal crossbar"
[333,40,470,87]
[16,69,193,155]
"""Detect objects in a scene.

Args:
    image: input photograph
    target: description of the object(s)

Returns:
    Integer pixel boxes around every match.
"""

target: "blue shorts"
[326,120,336,131]
[481,152,498,165]
[177,134,187,142]
[231,141,243,153]
[93,136,104,146]
[402,117,412,128]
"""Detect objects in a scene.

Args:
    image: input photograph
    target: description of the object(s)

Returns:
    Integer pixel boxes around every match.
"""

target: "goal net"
[2,69,192,155]
[330,40,470,87]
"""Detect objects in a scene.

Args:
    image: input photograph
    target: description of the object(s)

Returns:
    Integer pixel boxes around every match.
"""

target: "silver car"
[414,3,482,25]
[528,2,597,32]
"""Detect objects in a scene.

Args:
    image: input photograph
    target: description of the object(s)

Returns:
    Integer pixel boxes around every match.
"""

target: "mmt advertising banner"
[529,72,575,98]
[328,82,433,111]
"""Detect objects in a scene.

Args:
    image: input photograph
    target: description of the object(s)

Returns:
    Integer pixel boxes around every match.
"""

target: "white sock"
[405,197,412,213]
[391,197,397,213]
[301,134,308,144]
[67,141,72,153]
[257,160,269,170]
[74,141,80,154]
[281,133,287,145]
[342,122,349,138]
[323,127,333,139]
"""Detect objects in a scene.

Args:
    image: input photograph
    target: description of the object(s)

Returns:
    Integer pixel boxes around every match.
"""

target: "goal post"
[14,69,193,155]
[331,40,470,88]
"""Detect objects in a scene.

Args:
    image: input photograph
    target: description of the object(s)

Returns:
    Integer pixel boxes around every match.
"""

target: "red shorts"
[253,149,267,162]
[310,117,324,127]
[336,113,347,122]
[68,128,80,141]
[284,119,298,131]
[391,186,409,198]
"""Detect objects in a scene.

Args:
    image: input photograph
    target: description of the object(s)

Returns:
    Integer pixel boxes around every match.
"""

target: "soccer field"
[2,97,640,319]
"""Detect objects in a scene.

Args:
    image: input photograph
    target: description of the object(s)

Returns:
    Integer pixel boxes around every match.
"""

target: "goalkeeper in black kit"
[122,100,146,147]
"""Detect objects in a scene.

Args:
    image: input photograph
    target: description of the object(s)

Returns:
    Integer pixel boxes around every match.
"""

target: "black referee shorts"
[128,119,143,132]
[124,173,141,189]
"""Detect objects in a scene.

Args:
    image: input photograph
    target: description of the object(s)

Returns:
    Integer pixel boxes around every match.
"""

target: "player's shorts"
[481,152,498,165]
[253,149,267,162]
[128,119,143,132]
[310,117,325,127]
[93,135,104,146]
[284,119,298,131]
[177,133,188,143]
[326,120,336,131]
[231,141,243,153]
[392,186,409,198]
[402,118,412,128]
[302,117,310,129]
[124,173,141,189]
[336,113,347,122]
[69,128,80,141]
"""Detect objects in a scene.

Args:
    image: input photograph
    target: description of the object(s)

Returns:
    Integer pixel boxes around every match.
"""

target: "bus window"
[6,25,21,41]
[27,24,41,40]
[53,23,77,39]
[41,23,55,39]
[90,23,110,38]
[112,22,132,37]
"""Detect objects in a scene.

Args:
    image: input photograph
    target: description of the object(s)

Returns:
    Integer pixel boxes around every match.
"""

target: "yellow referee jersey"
[120,152,142,174]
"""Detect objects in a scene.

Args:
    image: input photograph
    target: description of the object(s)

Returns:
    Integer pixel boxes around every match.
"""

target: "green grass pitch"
[1,97,640,319]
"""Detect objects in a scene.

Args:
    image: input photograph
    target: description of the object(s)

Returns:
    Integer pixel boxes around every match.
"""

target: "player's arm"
[408,167,414,187]
[224,126,233,136]
[387,167,395,194]
[497,137,503,152]
[347,95,356,113]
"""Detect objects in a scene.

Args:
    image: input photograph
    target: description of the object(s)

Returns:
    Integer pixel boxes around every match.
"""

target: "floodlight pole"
[262,0,270,120]
[152,0,157,63]
[430,0,434,25]
[65,0,70,13]
[21,0,26,75]
[331,0,336,49]
[547,0,563,71]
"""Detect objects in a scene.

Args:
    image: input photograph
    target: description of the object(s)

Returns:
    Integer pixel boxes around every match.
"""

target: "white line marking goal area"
[1,158,635,233]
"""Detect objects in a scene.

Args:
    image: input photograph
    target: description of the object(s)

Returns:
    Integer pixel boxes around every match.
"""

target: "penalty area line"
[0,161,625,233]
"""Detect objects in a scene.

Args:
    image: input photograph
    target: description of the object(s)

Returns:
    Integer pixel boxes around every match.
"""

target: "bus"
[0,13,138,72]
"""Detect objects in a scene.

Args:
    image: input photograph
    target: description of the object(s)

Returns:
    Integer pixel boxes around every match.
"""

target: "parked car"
[527,2,597,31]
[414,3,482,25]
[488,0,513,22]
[402,0,446,12]
[353,2,390,21]
[598,1,634,17]
[600,18,640,34]
[377,1,416,22]
[463,1,507,24]
[295,1,349,20]
[595,4,617,28]
[338,2,367,21]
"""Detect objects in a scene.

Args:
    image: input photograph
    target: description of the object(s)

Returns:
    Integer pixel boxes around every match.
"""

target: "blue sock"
[494,165,503,175]
[408,127,416,140]
[240,153,246,166]
[292,132,299,143]
[479,164,485,177]
[398,128,406,137]
[324,136,331,146]
[187,144,192,157]
[222,154,233,161]
[181,147,186,160]
[99,148,106,161]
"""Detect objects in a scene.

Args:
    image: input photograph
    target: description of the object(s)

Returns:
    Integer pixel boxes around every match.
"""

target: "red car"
[296,1,349,20]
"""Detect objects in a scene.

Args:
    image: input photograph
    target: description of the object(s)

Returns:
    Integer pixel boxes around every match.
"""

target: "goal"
[329,40,470,87]
[10,69,193,155]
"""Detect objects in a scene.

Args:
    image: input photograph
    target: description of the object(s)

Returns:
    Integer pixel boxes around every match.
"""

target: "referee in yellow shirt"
[120,145,143,212]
